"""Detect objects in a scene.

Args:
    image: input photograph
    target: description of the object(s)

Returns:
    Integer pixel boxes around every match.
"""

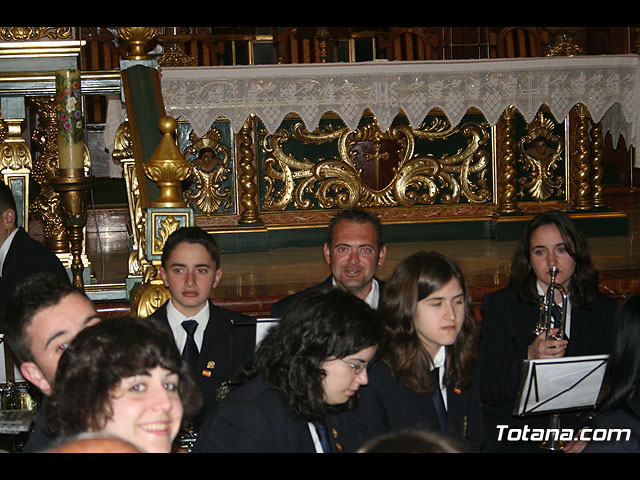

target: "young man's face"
[159,242,222,317]
[21,292,100,396]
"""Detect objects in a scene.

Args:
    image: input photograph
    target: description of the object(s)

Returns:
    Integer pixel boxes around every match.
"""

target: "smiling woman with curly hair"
[46,316,202,453]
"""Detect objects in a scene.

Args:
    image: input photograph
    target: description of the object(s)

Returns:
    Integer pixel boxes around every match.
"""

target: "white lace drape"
[160,54,640,157]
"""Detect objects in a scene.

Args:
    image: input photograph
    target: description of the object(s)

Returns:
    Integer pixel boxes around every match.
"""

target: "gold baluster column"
[590,119,606,209]
[571,103,593,211]
[497,106,520,214]
[237,115,263,225]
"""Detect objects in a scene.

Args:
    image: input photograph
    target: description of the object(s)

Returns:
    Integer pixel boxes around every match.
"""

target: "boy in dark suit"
[153,227,256,422]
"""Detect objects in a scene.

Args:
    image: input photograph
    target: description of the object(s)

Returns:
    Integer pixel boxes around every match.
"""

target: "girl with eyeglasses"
[193,288,383,453]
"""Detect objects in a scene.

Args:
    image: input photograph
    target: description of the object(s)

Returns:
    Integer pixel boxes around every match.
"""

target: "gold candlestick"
[49,173,93,290]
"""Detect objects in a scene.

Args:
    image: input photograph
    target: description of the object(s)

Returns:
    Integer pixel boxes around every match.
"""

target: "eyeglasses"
[340,359,369,375]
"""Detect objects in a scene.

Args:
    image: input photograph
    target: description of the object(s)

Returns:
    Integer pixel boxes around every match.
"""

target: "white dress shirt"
[331,277,380,310]
[432,346,448,410]
[165,298,210,352]
[0,227,17,276]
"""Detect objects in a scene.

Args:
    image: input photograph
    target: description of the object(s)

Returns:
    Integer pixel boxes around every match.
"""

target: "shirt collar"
[0,227,18,274]
[432,346,446,370]
[167,298,210,326]
[331,277,380,309]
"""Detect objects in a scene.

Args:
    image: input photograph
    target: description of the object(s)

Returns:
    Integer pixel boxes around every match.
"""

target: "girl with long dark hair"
[479,210,616,452]
[338,250,483,452]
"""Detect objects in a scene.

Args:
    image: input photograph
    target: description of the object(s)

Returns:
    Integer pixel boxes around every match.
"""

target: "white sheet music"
[515,354,608,416]
[255,318,279,346]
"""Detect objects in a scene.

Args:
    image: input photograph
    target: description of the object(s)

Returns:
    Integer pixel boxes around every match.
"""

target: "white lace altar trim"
[160,55,640,153]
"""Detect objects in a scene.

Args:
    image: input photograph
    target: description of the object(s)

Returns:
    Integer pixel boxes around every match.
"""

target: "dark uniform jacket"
[193,374,347,453]
[335,359,484,452]
[151,300,256,422]
[479,286,616,451]
[0,227,69,304]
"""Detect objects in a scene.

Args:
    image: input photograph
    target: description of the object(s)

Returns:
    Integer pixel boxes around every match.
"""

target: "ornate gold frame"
[262,115,492,211]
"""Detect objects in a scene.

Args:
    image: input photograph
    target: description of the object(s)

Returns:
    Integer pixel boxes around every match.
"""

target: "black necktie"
[550,305,568,339]
[431,367,448,436]
[181,320,199,368]
[314,421,332,453]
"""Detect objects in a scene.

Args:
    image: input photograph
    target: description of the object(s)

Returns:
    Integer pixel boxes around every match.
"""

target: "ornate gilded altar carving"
[125,116,195,317]
[0,117,32,230]
[262,114,492,211]
[158,27,196,67]
[238,116,262,225]
[143,116,193,208]
[0,27,72,41]
[152,215,182,254]
[546,28,583,57]
[29,96,69,253]
[182,127,233,214]
[116,27,159,60]
[590,120,605,208]
[517,111,564,201]
[113,117,191,317]
[129,263,171,318]
[112,120,148,277]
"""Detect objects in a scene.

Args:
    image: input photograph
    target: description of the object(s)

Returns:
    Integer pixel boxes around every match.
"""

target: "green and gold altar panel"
[177,119,237,216]
[257,110,493,212]
[512,108,567,204]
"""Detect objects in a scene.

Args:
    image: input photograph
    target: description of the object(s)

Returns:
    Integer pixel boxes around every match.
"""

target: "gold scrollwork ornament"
[183,128,233,213]
[263,117,491,210]
[518,112,564,201]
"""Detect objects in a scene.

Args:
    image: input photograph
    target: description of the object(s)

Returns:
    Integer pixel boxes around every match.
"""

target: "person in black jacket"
[270,208,387,317]
[581,295,640,453]
[479,210,616,452]
[337,250,483,452]
[193,288,383,453]
[0,181,69,305]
